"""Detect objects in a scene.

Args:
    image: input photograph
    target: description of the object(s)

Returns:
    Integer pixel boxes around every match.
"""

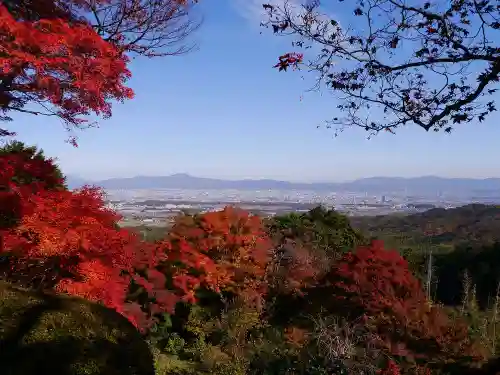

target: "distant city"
[67,174,500,227]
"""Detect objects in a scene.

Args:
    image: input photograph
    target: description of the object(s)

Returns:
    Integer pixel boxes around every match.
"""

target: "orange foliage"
[153,207,272,308]
[0,149,274,331]
[284,325,310,348]
[0,186,161,327]
[0,150,171,330]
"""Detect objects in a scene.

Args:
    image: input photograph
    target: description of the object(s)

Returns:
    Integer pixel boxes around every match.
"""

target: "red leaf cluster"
[0,150,170,330]
[0,3,133,135]
[0,150,276,331]
[0,146,64,191]
[1,186,135,310]
[332,240,426,316]
[273,52,303,71]
[153,207,272,308]
[377,360,402,375]
[0,148,65,229]
[316,240,484,370]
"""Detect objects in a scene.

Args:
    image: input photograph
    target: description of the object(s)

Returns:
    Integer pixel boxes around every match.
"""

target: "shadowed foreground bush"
[0,281,154,375]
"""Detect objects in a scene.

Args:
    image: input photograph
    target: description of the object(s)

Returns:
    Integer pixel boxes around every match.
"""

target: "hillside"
[351,204,500,251]
[131,204,500,249]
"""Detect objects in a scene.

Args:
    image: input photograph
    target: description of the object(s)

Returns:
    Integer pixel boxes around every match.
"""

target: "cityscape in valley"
[3,0,500,373]
[67,174,500,227]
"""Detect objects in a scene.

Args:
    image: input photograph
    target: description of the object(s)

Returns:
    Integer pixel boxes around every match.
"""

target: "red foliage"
[152,207,272,309]
[0,149,65,229]
[4,0,75,20]
[332,240,426,316]
[0,187,138,321]
[0,186,179,331]
[0,3,133,143]
[273,52,303,71]
[0,149,65,191]
[377,360,401,375]
[315,240,484,371]
[0,150,274,331]
[0,149,172,330]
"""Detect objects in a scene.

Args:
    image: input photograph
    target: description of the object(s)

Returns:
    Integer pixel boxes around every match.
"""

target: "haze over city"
[7,0,500,182]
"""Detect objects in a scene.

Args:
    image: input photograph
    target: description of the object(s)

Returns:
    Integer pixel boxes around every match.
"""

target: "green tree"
[267,206,365,260]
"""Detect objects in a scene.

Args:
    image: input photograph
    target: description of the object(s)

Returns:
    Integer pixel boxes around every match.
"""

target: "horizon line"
[67,173,500,184]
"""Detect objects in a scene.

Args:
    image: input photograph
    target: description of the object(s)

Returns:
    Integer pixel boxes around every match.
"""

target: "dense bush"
[0,281,154,375]
[0,142,175,331]
[159,207,272,306]
[267,206,365,260]
[311,240,485,374]
[1,141,499,374]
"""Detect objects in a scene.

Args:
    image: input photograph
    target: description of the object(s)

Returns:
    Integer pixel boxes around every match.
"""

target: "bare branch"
[262,0,500,134]
[81,0,203,57]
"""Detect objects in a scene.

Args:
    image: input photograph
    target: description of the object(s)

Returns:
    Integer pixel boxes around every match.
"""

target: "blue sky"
[6,0,500,182]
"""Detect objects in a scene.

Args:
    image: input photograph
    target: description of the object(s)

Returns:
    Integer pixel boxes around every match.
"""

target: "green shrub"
[0,281,154,375]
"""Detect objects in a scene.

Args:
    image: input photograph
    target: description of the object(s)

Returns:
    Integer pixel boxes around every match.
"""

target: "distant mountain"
[65,173,500,194]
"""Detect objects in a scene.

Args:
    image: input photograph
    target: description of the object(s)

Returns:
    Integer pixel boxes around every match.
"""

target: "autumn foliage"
[0,0,494,355]
[0,144,161,329]
[152,207,272,307]
[0,0,201,144]
[0,2,133,136]
[0,149,276,332]
[263,1,500,135]
[0,135,494,373]
[0,139,496,373]
[312,240,484,373]
[273,52,303,72]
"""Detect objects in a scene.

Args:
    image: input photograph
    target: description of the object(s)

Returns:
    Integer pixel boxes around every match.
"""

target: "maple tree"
[3,0,74,20]
[148,207,272,310]
[4,0,200,57]
[262,0,500,136]
[0,143,174,331]
[0,0,200,144]
[309,240,484,373]
[0,3,133,144]
[0,140,66,190]
[0,185,158,330]
[0,145,275,333]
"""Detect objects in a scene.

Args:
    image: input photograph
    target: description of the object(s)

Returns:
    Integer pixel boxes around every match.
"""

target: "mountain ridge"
[65,174,500,193]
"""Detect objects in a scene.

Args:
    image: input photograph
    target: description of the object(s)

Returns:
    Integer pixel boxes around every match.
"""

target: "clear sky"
[6,0,500,182]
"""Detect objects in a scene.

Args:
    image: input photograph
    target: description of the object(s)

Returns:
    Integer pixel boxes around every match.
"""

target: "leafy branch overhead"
[262,0,500,134]
[0,0,200,145]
